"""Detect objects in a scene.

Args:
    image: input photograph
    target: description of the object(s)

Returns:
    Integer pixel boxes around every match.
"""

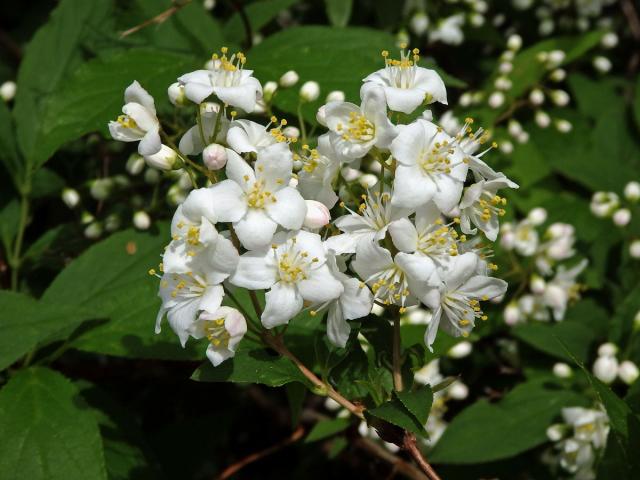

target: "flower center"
[274,243,319,284]
[336,111,375,143]
[358,191,392,230]
[442,292,489,335]
[381,45,421,90]
[419,142,454,176]
[203,317,230,347]
[417,221,460,259]
[208,47,247,88]
[244,178,275,209]
[367,264,410,308]
[165,272,207,299]
[117,114,141,132]
[473,192,507,223]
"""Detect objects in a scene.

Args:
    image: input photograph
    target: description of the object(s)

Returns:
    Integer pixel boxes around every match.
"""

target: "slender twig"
[217,426,305,479]
[403,433,442,480]
[355,438,429,480]
[10,191,30,291]
[622,0,640,40]
[248,291,263,318]
[392,314,404,392]
[297,102,308,145]
[120,0,192,38]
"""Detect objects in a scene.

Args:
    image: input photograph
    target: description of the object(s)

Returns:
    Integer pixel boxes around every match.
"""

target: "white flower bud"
[279,70,299,87]
[553,362,573,379]
[555,119,572,133]
[359,173,378,188]
[499,140,514,154]
[539,19,554,36]
[547,50,565,67]
[84,222,103,240]
[203,0,216,10]
[546,424,565,442]
[61,188,80,209]
[448,341,473,359]
[498,62,513,74]
[133,211,151,230]
[550,89,570,107]
[508,120,523,137]
[0,81,16,102]
[300,81,320,102]
[598,342,618,357]
[593,355,619,384]
[104,213,121,232]
[631,240,640,259]
[202,144,227,171]
[167,82,187,106]
[488,91,505,109]
[527,207,547,226]
[263,81,278,101]
[504,302,521,325]
[549,68,566,82]
[144,168,161,184]
[167,184,187,206]
[90,178,113,201]
[507,34,522,51]
[316,105,327,126]
[126,154,145,176]
[635,310,640,329]
[535,110,551,128]
[469,13,484,27]
[494,76,512,91]
[341,167,361,182]
[145,145,179,171]
[613,208,631,227]
[530,275,546,295]
[81,211,95,225]
[410,11,429,35]
[326,90,345,103]
[303,200,330,229]
[601,32,618,49]
[529,88,545,106]
[536,51,549,63]
[501,50,515,62]
[516,131,529,144]
[459,92,473,107]
[618,361,639,385]
[448,382,469,400]
[405,307,431,325]
[282,126,300,140]
[593,56,612,73]
[624,181,640,202]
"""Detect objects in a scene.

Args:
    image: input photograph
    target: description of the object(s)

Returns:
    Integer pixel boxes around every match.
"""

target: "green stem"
[392,313,404,392]
[196,106,207,148]
[10,185,31,291]
[297,102,308,145]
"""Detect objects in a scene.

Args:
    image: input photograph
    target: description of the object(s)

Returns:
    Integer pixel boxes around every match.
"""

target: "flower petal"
[208,180,247,222]
[297,264,344,303]
[389,217,419,252]
[265,187,306,230]
[262,282,304,328]
[234,209,278,250]
[230,250,278,289]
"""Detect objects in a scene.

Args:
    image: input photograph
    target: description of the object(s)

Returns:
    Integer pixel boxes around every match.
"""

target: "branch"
[622,0,640,40]
[355,438,429,480]
[217,425,305,479]
[402,433,442,480]
[120,0,192,38]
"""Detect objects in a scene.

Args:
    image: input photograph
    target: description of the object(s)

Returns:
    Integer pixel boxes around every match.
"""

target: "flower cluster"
[109,45,515,366]
[546,406,609,479]
[500,207,588,325]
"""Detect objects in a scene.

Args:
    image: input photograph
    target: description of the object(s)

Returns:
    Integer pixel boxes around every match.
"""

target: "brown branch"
[120,0,192,38]
[355,438,429,480]
[622,0,640,40]
[402,433,442,480]
[217,425,305,479]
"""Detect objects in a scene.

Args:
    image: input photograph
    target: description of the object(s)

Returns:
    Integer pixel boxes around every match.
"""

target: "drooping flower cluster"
[500,207,588,325]
[109,45,515,366]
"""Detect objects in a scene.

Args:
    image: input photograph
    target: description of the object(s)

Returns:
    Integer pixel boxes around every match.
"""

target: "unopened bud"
[527,207,547,226]
[550,89,570,107]
[448,382,469,400]
[598,342,618,357]
[300,81,320,102]
[593,56,612,73]
[555,119,572,133]
[279,70,299,87]
[498,62,513,74]
[90,178,113,201]
[410,11,429,35]
[61,188,80,209]
[507,34,522,51]
[530,274,546,295]
[303,200,330,229]
[133,211,151,230]
[488,91,505,109]
[529,88,545,106]
[613,208,631,227]
[494,77,512,91]
[0,81,16,102]
[593,355,618,384]
[624,181,640,202]
[601,32,618,49]
[448,341,473,359]
[282,126,300,140]
[359,173,378,188]
[316,105,327,126]
[547,50,565,67]
[126,153,145,176]
[202,144,228,171]
[553,362,572,379]
[84,222,103,240]
[546,424,566,442]
[618,361,639,385]
[168,82,187,106]
[504,302,521,325]
[104,213,121,232]
[631,240,640,259]
[535,110,551,128]
[145,145,179,171]
[263,81,278,101]
[326,90,345,103]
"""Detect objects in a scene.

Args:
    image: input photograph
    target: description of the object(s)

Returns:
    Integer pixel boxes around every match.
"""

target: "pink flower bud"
[202,144,228,171]
[303,200,330,229]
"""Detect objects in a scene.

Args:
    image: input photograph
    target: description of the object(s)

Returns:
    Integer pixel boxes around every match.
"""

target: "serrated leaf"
[41,225,202,360]
[0,291,93,371]
[368,396,424,436]
[305,418,351,443]
[0,367,107,480]
[395,386,433,425]
[191,347,310,387]
[429,380,587,464]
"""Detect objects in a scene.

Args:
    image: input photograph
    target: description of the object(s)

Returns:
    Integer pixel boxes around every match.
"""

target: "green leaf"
[367,395,425,436]
[191,348,311,387]
[305,418,351,443]
[0,367,107,480]
[42,225,202,360]
[429,380,587,464]
[33,49,199,169]
[0,290,93,371]
[13,0,111,165]
[0,100,22,185]
[286,382,307,426]
[0,199,20,255]
[224,0,298,44]
[395,386,433,425]
[324,0,353,27]
[512,320,596,362]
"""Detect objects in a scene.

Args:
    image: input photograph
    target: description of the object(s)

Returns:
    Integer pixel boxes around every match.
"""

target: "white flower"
[226,118,283,154]
[178,50,262,112]
[414,359,443,386]
[188,307,247,366]
[388,201,460,266]
[429,14,465,45]
[361,47,447,114]
[179,105,229,155]
[144,144,179,170]
[108,81,161,156]
[207,143,307,250]
[324,86,396,160]
[324,252,373,347]
[296,135,340,208]
[351,240,438,309]
[326,191,411,254]
[423,252,507,350]
[542,259,587,321]
[562,407,609,449]
[230,231,344,328]
[390,119,468,212]
[459,177,517,241]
